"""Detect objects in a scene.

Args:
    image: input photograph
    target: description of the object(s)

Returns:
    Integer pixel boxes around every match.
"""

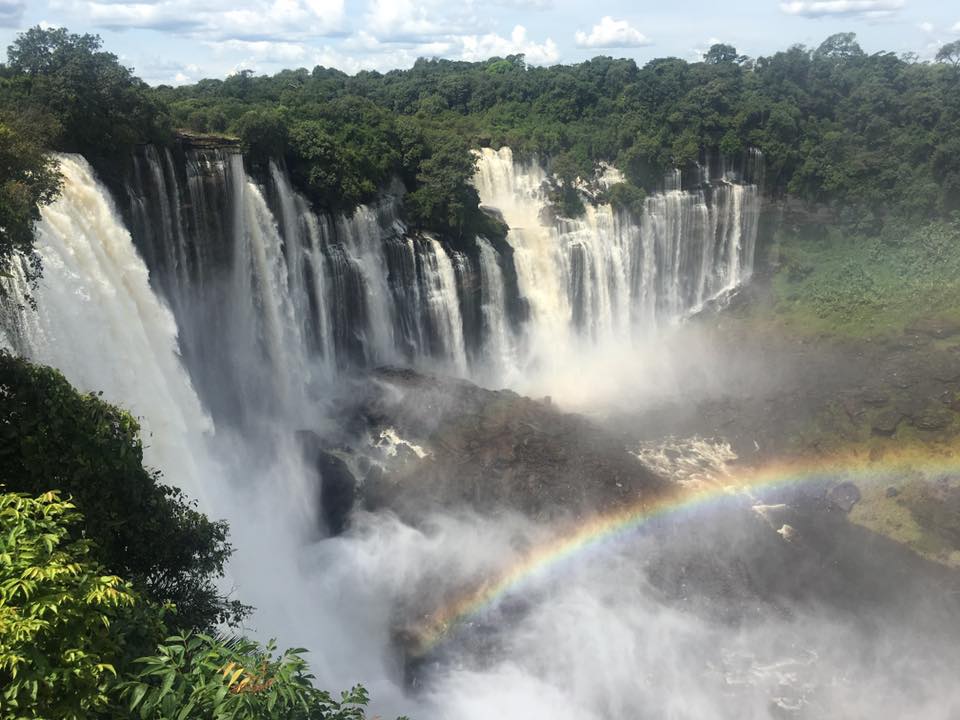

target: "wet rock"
[906,317,960,339]
[860,389,890,407]
[930,357,960,383]
[886,486,900,498]
[827,482,861,513]
[911,407,954,431]
[296,431,358,535]
[315,451,357,535]
[327,368,669,520]
[871,411,903,436]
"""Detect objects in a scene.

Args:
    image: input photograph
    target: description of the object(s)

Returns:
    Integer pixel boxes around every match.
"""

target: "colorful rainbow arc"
[406,443,960,656]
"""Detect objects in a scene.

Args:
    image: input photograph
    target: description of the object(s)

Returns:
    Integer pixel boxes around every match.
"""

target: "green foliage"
[6,26,960,248]
[121,634,389,720]
[0,490,161,720]
[772,218,960,335]
[0,353,246,632]
[2,27,169,156]
[1,491,392,720]
[606,182,647,218]
[405,137,481,239]
[703,44,742,65]
[935,40,960,70]
[237,107,288,160]
[0,113,61,289]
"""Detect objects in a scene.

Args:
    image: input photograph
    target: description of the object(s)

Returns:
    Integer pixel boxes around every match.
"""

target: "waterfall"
[0,154,214,504]
[471,147,762,383]
[419,237,468,374]
[477,237,514,378]
[2,145,763,431]
[43,141,764,422]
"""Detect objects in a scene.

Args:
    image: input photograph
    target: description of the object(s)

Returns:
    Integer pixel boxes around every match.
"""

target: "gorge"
[4,140,960,719]
[3,25,960,720]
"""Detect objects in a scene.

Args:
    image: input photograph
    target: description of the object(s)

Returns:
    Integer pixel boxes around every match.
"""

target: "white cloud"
[136,57,203,84]
[491,0,552,7]
[780,0,904,18]
[952,20,960,33]
[917,21,934,33]
[460,25,558,64]
[343,30,452,57]
[575,16,649,49]
[364,0,449,41]
[76,0,346,40]
[210,39,310,63]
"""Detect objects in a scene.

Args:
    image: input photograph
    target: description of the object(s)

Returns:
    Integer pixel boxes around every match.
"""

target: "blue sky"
[1,0,958,85]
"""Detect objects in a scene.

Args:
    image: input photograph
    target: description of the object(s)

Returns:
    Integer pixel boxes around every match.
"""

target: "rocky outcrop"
[305,368,671,527]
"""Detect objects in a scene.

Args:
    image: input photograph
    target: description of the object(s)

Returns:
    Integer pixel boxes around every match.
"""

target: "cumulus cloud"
[210,39,310,64]
[780,0,904,18]
[575,16,649,49]
[491,0,552,7]
[76,0,346,40]
[364,0,451,41]
[460,25,559,64]
[135,57,203,85]
[917,21,934,34]
[953,20,960,33]
[0,0,26,27]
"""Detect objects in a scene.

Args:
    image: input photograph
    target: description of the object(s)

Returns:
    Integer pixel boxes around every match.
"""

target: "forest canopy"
[2,27,959,254]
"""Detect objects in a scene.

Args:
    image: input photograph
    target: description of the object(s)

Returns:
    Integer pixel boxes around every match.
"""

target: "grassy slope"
[740,216,960,566]
[765,218,960,338]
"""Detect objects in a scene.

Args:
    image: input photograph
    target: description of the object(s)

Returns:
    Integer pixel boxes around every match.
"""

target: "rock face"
[296,432,359,535]
[304,368,671,526]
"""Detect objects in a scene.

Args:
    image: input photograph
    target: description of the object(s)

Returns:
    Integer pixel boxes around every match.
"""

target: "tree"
[814,32,864,61]
[406,136,480,239]
[703,44,740,65]
[4,26,169,155]
[0,491,162,720]
[936,40,960,70]
[606,182,647,218]
[0,353,247,631]
[1,492,393,720]
[0,113,61,289]
[237,106,288,159]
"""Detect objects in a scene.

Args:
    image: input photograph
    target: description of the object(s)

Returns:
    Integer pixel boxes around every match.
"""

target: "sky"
[0,0,958,85]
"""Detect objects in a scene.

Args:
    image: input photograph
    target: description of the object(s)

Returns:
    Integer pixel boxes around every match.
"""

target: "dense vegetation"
[0,352,245,632]
[142,33,960,225]
[0,355,387,719]
[2,27,960,271]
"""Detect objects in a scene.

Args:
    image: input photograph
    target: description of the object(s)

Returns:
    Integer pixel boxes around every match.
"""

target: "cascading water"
[119,141,761,416]
[473,146,761,335]
[0,154,214,505]
[471,146,762,399]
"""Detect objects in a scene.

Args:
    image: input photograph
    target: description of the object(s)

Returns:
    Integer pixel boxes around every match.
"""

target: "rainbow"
[406,442,960,655]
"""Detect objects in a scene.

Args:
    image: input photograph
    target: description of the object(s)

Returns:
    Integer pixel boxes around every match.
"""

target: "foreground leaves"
[0,491,149,720]
[121,634,384,720]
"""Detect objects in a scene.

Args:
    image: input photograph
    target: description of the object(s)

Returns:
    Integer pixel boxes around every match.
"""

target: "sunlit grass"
[767,219,960,338]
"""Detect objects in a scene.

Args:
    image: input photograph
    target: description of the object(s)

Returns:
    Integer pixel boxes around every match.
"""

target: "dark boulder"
[871,411,903,436]
[826,481,861,513]
[296,430,358,535]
